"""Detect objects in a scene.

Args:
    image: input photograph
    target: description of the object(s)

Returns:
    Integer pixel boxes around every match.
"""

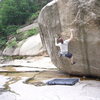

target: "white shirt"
[55,39,70,53]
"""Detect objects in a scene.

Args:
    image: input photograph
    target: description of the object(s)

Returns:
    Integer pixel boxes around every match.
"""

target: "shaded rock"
[38,0,100,77]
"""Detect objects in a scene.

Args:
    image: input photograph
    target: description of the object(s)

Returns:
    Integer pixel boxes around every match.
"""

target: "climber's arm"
[66,29,74,42]
[55,38,59,46]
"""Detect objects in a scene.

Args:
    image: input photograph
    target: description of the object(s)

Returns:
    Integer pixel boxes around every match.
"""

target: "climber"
[55,29,75,65]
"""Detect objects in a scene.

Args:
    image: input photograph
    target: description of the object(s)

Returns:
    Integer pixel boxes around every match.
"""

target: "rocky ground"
[0,56,100,100]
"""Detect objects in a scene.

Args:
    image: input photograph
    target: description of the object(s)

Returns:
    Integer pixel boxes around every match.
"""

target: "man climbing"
[55,29,76,65]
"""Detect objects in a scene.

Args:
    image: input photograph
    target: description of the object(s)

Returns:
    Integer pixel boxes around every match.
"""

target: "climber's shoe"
[71,62,76,65]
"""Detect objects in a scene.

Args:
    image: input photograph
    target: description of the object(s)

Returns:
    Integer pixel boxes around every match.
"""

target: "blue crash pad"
[46,78,79,85]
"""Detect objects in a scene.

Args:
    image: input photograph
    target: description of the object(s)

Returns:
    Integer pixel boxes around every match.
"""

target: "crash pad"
[46,78,79,85]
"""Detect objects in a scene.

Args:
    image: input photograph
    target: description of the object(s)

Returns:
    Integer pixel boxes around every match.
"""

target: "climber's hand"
[58,36,61,39]
[70,29,74,32]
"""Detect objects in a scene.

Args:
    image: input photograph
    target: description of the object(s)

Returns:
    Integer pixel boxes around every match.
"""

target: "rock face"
[38,0,100,77]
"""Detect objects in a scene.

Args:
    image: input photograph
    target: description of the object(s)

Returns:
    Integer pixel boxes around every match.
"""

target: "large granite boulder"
[38,0,100,77]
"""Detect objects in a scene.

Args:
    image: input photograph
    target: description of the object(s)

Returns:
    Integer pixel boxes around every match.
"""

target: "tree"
[0,0,31,25]
[0,0,51,36]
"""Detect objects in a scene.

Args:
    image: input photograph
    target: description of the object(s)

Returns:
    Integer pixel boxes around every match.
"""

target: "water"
[0,65,60,100]
[0,57,100,100]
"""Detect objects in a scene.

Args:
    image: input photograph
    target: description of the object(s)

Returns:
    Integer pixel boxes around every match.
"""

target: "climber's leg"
[65,52,75,65]
[70,56,76,65]
[58,51,62,57]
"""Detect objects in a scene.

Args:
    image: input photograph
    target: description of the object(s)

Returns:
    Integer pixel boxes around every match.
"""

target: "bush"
[0,37,7,48]
[27,11,40,24]
[26,28,39,37]
[31,11,39,20]
[22,28,39,39]
[6,38,17,48]
[16,27,39,41]
[4,25,19,35]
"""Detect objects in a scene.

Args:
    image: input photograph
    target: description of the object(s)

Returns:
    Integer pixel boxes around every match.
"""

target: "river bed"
[0,56,100,100]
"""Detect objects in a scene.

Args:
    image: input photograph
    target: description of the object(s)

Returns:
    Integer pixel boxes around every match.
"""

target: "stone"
[2,37,17,56]
[13,40,25,55]
[3,34,45,56]
[3,47,15,56]
[38,0,100,77]
[19,34,44,56]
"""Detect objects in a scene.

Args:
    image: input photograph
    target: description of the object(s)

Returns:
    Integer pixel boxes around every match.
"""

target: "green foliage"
[0,36,7,48]
[0,0,31,25]
[0,0,51,49]
[4,25,19,35]
[0,24,3,34]
[31,11,39,20]
[27,11,40,24]
[0,0,49,26]
[26,28,39,37]
[0,0,49,35]
[20,28,39,40]
[6,38,17,48]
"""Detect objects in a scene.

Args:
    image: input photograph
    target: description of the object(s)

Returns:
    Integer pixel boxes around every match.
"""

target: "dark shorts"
[59,52,73,59]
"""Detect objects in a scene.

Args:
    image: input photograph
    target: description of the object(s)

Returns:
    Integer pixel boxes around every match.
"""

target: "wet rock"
[38,0,100,77]
[0,63,100,100]
[25,70,68,85]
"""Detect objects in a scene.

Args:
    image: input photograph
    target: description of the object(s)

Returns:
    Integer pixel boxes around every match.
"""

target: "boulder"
[13,40,25,55]
[38,0,100,77]
[19,34,44,56]
[3,37,17,56]
[3,47,15,56]
[3,34,45,56]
